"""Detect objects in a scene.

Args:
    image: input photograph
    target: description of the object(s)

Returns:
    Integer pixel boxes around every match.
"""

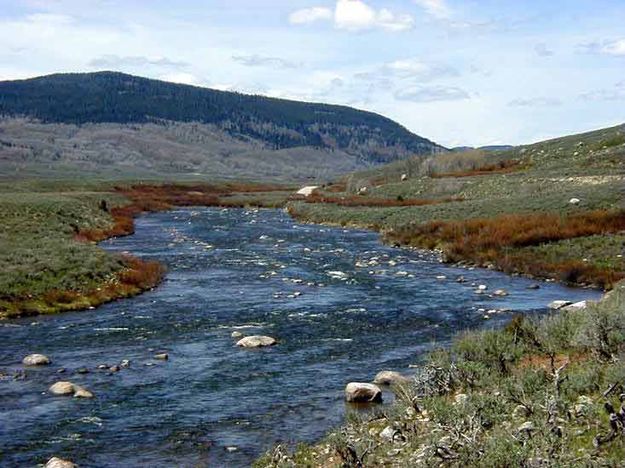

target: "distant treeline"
[0,72,443,162]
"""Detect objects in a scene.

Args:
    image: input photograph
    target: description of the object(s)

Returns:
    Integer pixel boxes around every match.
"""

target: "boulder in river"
[49,381,76,396]
[73,387,95,399]
[45,457,76,468]
[236,336,277,348]
[22,354,51,366]
[526,284,540,290]
[493,289,508,297]
[231,331,243,339]
[549,300,572,310]
[154,353,169,361]
[345,382,383,403]
[49,381,94,398]
[373,370,410,386]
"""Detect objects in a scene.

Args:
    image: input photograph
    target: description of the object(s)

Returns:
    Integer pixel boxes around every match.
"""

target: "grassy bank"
[256,282,625,467]
[287,124,625,289]
[0,181,293,319]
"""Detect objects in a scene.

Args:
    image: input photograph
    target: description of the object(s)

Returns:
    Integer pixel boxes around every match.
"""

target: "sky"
[0,0,624,147]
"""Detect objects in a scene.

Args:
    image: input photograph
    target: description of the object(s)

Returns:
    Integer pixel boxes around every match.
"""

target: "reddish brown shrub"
[387,209,625,288]
[304,194,463,207]
[431,159,523,178]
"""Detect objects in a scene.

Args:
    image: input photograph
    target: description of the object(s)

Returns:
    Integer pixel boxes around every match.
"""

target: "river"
[0,208,601,467]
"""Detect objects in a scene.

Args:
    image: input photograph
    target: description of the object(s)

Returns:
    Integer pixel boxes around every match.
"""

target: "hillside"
[0,72,444,181]
[290,123,625,287]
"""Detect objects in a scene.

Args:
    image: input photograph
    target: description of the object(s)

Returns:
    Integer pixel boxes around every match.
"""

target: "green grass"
[0,190,128,314]
[256,282,625,467]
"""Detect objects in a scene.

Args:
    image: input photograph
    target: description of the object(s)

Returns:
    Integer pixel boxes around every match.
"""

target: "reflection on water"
[0,208,601,467]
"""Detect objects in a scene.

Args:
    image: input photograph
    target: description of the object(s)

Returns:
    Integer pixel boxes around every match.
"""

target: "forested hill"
[0,72,443,163]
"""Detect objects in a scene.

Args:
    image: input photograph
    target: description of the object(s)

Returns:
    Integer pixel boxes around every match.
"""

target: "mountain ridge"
[0,72,444,165]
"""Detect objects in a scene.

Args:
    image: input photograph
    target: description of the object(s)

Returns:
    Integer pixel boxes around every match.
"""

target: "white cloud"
[508,97,562,107]
[602,39,625,56]
[89,55,188,68]
[158,72,203,86]
[413,0,452,19]
[374,8,414,32]
[289,1,413,32]
[534,43,554,57]
[394,85,469,102]
[579,81,625,101]
[288,7,333,25]
[383,58,458,79]
[232,54,300,69]
[579,38,625,57]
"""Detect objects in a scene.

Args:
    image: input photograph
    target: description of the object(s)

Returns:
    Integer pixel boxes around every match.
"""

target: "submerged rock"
[527,284,540,290]
[22,354,51,366]
[236,336,277,348]
[45,457,76,468]
[373,370,410,386]
[493,289,508,297]
[345,382,383,403]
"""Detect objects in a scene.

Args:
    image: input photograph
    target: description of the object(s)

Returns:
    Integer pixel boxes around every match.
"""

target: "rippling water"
[0,208,601,467]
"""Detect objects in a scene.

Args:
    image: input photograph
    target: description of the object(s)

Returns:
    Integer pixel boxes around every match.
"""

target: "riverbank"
[0,181,293,319]
[255,280,625,467]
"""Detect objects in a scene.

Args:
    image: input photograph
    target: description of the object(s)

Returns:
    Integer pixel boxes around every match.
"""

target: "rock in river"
[49,381,94,398]
[549,300,572,310]
[154,353,169,361]
[236,335,277,348]
[562,300,587,312]
[231,331,243,339]
[73,387,95,399]
[45,457,76,468]
[345,382,383,403]
[373,370,410,386]
[49,381,76,396]
[22,354,51,366]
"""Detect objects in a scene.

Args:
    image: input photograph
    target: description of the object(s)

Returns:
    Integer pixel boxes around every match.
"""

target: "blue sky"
[0,0,624,147]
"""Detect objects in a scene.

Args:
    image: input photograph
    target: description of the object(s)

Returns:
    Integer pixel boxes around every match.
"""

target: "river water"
[0,208,601,467]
